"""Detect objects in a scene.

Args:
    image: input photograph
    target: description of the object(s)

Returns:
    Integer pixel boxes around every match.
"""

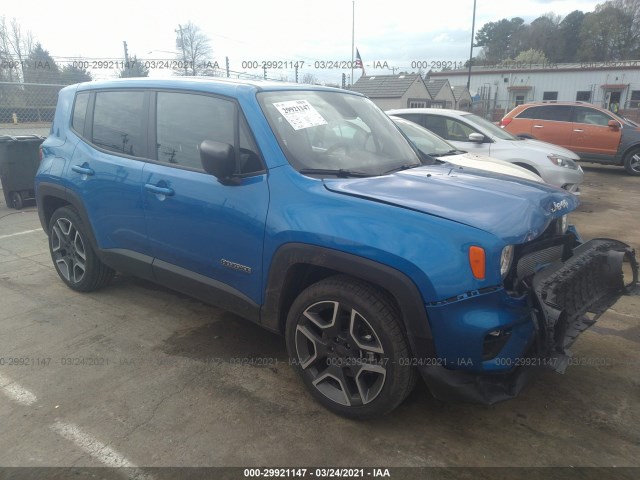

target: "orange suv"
[500,102,640,175]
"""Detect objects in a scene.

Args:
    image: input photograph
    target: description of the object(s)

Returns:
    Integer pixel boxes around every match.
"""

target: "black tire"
[9,191,23,210]
[48,206,114,292]
[623,147,640,176]
[285,275,416,419]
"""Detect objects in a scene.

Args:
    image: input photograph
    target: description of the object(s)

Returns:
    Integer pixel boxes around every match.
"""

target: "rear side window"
[71,92,90,134]
[92,91,146,157]
[517,105,571,122]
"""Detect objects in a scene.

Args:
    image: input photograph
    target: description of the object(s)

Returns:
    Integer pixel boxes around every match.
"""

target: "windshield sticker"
[273,100,328,130]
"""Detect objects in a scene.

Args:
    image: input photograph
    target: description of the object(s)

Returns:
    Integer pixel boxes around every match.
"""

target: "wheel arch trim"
[261,243,436,358]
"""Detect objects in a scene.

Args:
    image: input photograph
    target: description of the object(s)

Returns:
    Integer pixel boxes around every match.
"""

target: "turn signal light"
[469,246,486,280]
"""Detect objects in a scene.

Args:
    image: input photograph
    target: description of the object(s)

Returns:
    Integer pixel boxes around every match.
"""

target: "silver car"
[386,108,584,194]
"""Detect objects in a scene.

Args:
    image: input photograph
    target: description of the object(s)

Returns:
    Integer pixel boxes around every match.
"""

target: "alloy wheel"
[51,218,86,284]
[294,300,387,407]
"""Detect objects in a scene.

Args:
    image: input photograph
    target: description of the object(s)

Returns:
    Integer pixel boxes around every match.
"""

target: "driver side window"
[424,115,476,142]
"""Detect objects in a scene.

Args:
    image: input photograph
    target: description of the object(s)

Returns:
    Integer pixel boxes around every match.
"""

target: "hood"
[323,164,578,244]
[438,152,543,183]
[515,138,580,160]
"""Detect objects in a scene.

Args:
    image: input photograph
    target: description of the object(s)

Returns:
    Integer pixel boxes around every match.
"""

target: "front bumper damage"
[421,238,639,405]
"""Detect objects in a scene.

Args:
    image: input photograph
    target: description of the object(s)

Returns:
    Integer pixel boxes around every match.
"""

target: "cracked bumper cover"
[420,238,639,405]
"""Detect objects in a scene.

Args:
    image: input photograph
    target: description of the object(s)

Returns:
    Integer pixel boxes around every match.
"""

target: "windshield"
[391,117,457,156]
[464,113,521,141]
[258,90,420,176]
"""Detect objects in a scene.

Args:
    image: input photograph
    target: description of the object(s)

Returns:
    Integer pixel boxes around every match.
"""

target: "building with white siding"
[431,60,640,119]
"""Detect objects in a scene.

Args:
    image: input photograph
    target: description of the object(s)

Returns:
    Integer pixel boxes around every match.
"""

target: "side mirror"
[608,119,621,130]
[199,140,238,184]
[468,133,485,143]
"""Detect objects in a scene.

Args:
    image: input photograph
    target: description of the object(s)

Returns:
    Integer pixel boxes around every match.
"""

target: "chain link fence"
[0,81,61,136]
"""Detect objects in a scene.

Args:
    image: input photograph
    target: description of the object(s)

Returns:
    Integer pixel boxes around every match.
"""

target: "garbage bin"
[0,135,45,209]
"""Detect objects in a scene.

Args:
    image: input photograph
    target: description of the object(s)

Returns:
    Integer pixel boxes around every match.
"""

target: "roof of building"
[452,85,470,101]
[431,59,640,76]
[350,74,427,98]
[425,78,449,97]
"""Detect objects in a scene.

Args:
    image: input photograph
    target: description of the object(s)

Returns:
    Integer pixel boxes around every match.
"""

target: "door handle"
[72,165,95,176]
[573,129,583,132]
[145,183,175,196]
[533,125,544,128]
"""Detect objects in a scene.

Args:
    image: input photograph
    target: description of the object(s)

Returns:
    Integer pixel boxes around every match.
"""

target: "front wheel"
[623,148,640,176]
[48,206,115,292]
[285,275,416,419]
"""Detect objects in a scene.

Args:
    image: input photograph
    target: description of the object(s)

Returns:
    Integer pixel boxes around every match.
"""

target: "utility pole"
[467,0,477,92]
[263,65,267,79]
[226,56,230,77]
[295,65,299,83]
[176,25,188,76]
[351,1,355,88]
[123,41,129,65]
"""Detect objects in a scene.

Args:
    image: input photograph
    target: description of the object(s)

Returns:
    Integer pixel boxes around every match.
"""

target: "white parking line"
[0,228,43,240]
[0,372,38,405]
[51,421,154,479]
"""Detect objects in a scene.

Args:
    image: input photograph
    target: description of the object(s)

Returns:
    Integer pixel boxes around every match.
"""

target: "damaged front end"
[421,232,639,405]
[530,238,639,373]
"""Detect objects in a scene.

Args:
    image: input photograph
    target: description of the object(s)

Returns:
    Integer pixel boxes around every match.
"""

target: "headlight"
[548,154,578,169]
[500,245,514,278]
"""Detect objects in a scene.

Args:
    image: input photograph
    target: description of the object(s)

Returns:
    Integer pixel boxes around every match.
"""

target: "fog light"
[482,329,511,360]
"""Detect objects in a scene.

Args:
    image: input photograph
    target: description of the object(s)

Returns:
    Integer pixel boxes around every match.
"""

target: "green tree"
[475,17,526,63]
[23,43,61,115]
[119,55,149,78]
[60,64,92,84]
[558,10,586,62]
[525,14,563,62]
[514,48,549,65]
[578,4,636,60]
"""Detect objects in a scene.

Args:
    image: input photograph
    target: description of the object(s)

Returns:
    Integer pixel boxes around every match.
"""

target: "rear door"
[525,105,573,147]
[570,106,622,159]
[142,91,269,309]
[67,90,151,259]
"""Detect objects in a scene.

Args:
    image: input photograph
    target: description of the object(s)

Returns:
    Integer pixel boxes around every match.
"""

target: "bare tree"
[0,16,34,82]
[301,73,318,85]
[174,22,214,76]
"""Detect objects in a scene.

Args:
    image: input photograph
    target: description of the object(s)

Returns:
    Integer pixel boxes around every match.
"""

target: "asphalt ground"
[0,164,638,479]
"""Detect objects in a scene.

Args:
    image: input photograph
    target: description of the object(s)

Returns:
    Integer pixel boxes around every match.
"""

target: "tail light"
[499,118,512,128]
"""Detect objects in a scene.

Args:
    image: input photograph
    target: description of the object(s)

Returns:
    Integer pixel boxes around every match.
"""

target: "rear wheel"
[9,191,23,210]
[48,206,114,292]
[285,275,416,419]
[623,147,640,176]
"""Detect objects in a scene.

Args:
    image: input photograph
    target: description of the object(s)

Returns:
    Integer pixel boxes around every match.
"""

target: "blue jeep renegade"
[35,78,639,418]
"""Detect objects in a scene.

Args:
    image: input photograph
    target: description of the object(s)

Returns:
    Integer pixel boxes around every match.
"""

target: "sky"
[2,0,604,84]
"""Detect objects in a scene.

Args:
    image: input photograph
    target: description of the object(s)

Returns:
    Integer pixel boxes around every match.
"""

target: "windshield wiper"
[299,168,371,178]
[381,163,422,175]
[430,149,464,157]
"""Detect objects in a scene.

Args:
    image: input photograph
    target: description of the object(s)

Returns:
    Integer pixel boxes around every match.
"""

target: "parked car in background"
[389,116,543,184]
[500,101,640,176]
[387,108,584,194]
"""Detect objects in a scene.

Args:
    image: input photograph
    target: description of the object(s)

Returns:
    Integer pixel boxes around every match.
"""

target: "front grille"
[504,232,577,293]
[516,245,564,280]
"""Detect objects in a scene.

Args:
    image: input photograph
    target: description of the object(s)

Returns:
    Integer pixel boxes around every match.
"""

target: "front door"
[142,91,269,308]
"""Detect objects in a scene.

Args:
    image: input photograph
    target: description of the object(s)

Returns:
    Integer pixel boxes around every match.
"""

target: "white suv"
[387,108,584,194]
